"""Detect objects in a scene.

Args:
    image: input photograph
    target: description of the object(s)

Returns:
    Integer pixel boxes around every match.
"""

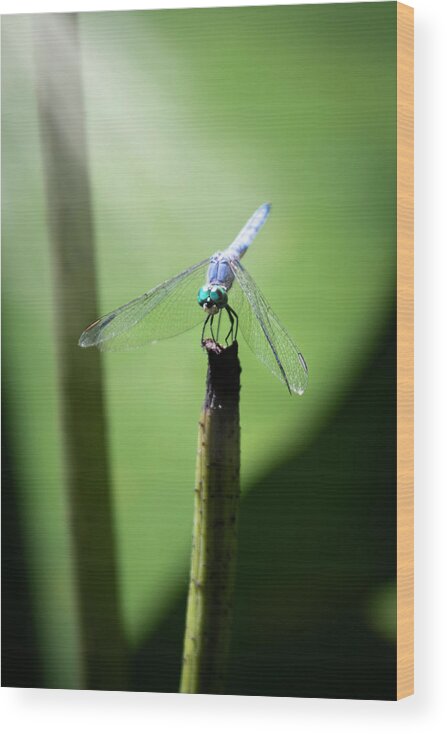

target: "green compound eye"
[197,287,210,306]
[209,286,228,306]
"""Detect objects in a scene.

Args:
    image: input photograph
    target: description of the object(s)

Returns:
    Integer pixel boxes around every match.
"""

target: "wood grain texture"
[397,1,414,701]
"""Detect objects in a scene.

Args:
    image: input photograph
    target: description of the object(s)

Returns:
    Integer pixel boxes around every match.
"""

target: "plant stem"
[32,14,127,690]
[180,340,241,694]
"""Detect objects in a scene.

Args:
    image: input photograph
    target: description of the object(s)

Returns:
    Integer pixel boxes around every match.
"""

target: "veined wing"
[229,259,308,395]
[79,258,209,352]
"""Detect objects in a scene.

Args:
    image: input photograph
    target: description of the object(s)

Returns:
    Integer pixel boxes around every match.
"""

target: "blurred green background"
[2,2,397,698]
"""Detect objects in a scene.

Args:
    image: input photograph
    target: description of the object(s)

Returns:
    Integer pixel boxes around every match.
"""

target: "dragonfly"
[79,203,308,395]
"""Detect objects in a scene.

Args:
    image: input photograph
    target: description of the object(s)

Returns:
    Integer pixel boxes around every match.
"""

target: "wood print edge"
[396,0,414,701]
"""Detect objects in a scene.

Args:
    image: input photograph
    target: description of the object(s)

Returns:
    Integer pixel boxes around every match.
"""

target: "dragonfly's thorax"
[206,253,236,291]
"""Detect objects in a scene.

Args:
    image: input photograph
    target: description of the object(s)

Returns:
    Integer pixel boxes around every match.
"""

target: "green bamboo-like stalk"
[32,14,127,689]
[180,339,241,694]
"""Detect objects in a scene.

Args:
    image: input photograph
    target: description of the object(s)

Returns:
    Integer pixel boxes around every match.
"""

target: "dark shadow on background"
[132,308,397,700]
[1,401,45,688]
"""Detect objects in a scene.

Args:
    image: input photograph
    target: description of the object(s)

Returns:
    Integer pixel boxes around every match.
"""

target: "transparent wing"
[229,260,308,395]
[79,259,209,352]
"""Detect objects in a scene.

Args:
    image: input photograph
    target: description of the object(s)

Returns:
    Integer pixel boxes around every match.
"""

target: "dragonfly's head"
[197,285,228,315]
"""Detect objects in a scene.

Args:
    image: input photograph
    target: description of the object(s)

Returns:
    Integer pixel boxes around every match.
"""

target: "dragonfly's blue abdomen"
[205,203,271,290]
[224,202,271,259]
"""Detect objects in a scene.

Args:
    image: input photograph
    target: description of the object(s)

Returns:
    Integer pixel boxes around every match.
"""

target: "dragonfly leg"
[216,309,223,343]
[224,306,238,345]
[229,306,239,341]
[210,314,216,342]
[201,314,210,342]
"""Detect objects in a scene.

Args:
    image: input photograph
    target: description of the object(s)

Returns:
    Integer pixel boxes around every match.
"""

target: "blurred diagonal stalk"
[180,340,241,694]
[32,13,127,690]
